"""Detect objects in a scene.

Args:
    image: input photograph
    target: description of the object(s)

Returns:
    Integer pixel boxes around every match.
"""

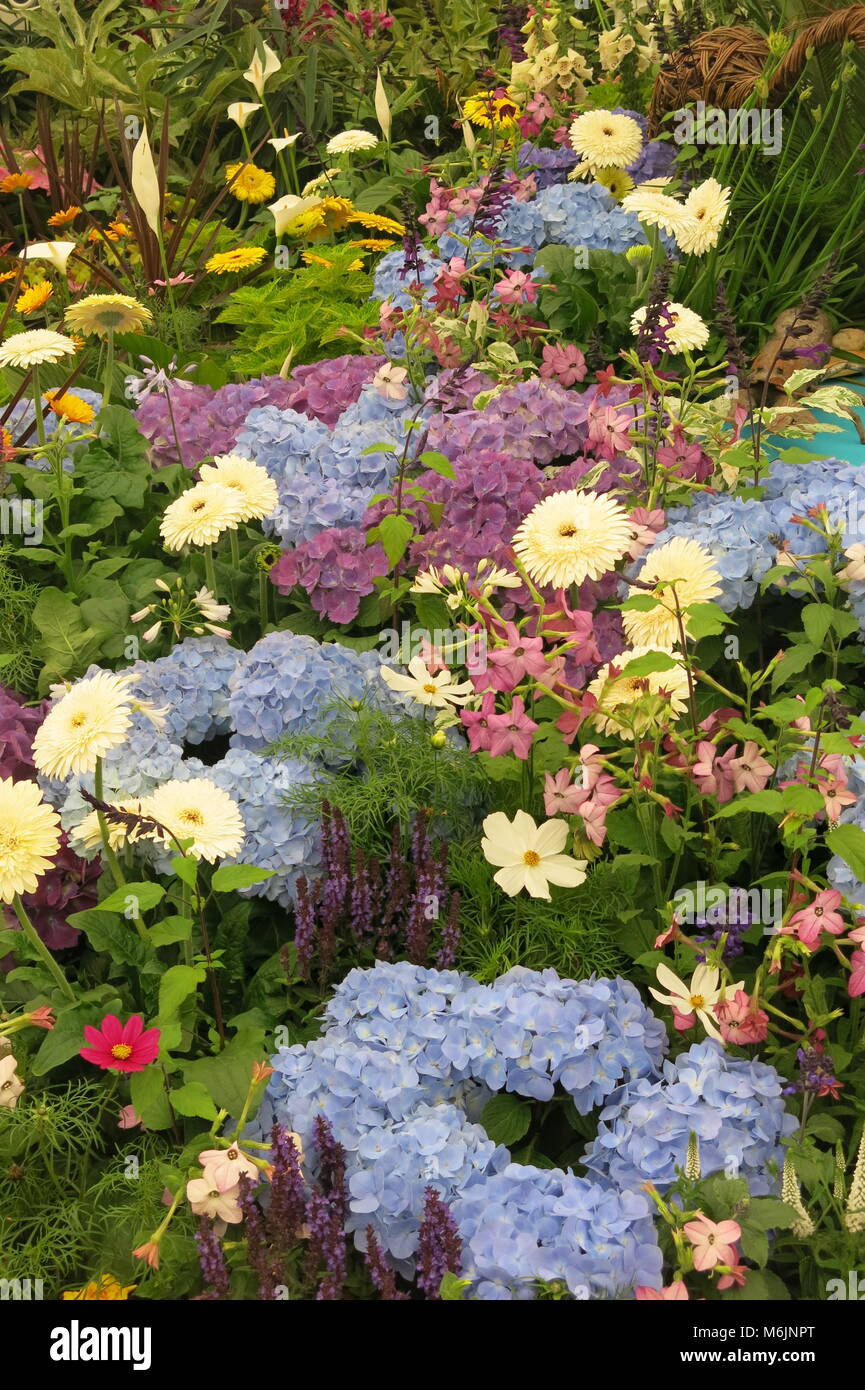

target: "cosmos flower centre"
[111,1043,133,1060]
[523,850,541,867]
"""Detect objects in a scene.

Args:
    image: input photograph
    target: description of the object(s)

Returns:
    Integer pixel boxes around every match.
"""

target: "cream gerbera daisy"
[623,538,722,650]
[197,454,278,521]
[675,178,731,257]
[621,182,691,237]
[512,490,633,589]
[326,130,379,154]
[0,328,77,369]
[71,799,152,854]
[65,294,153,338]
[568,109,642,171]
[32,671,137,780]
[587,645,689,739]
[630,302,710,354]
[143,778,245,861]
[0,777,61,902]
[160,482,245,551]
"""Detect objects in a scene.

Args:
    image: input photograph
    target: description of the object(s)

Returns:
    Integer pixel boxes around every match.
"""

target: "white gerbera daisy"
[630,302,710,354]
[481,809,587,900]
[675,178,732,256]
[32,671,136,780]
[623,538,722,650]
[325,129,379,155]
[512,490,633,589]
[621,183,692,237]
[197,454,279,522]
[144,777,245,861]
[0,328,77,369]
[160,482,245,550]
[568,109,643,171]
[0,777,61,902]
[71,799,152,854]
[587,645,689,738]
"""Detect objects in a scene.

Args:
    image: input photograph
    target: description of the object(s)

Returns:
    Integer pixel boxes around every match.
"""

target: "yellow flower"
[160,481,245,550]
[197,453,278,522]
[594,167,634,201]
[1,172,33,193]
[105,219,132,241]
[15,281,53,315]
[347,238,395,251]
[347,258,364,271]
[47,205,82,227]
[0,269,18,283]
[205,246,267,275]
[588,646,689,739]
[62,1274,137,1301]
[347,210,405,236]
[71,799,151,853]
[32,671,137,781]
[568,110,643,173]
[65,293,153,337]
[622,538,722,650]
[143,777,245,862]
[462,90,521,129]
[225,162,276,204]
[0,777,62,903]
[43,388,95,424]
[512,490,633,588]
[300,251,335,267]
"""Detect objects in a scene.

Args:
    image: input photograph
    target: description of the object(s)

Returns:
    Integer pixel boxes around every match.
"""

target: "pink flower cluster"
[270,526,389,624]
[542,744,620,848]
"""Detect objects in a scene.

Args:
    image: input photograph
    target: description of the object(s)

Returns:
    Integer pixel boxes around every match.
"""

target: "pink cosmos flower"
[849,950,865,998]
[729,741,773,794]
[80,1014,160,1074]
[683,1214,741,1271]
[585,401,632,460]
[496,269,537,305]
[715,989,769,1045]
[544,768,588,817]
[486,695,539,760]
[539,343,587,387]
[692,741,737,802]
[635,1282,689,1300]
[786,890,845,949]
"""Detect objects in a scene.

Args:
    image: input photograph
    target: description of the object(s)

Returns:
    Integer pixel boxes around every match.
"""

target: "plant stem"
[11,894,75,1001]
[102,329,115,406]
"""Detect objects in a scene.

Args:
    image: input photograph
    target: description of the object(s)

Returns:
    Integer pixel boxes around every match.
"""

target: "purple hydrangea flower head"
[270,526,389,624]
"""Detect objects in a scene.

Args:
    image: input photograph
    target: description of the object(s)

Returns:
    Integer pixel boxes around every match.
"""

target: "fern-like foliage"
[0,544,40,696]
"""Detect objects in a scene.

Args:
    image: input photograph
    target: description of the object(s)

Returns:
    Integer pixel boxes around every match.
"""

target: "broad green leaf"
[67,908,152,970]
[481,1093,531,1147]
[211,864,275,892]
[95,882,166,915]
[130,1064,173,1130]
[149,916,195,948]
[157,964,206,1023]
[826,823,865,882]
[169,1081,219,1121]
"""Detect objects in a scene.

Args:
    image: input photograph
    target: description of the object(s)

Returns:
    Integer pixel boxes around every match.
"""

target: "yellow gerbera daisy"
[225,162,276,204]
[160,482,245,551]
[0,172,33,193]
[0,269,19,283]
[105,220,132,241]
[15,281,53,315]
[0,777,62,903]
[594,167,635,201]
[65,293,153,337]
[47,205,82,227]
[587,646,690,739]
[204,246,268,275]
[71,799,151,853]
[32,671,137,780]
[62,1274,137,1301]
[347,210,405,236]
[347,238,396,251]
[300,251,335,267]
[43,388,95,424]
[143,777,245,862]
[197,454,278,521]
[0,328,77,368]
[462,90,520,129]
[622,538,722,651]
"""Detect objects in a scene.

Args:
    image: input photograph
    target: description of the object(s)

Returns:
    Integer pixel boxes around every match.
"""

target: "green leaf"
[714,790,785,819]
[157,964,206,1023]
[418,450,455,479]
[30,1000,119,1076]
[686,602,733,639]
[780,784,824,816]
[149,915,194,948]
[171,854,198,887]
[480,1093,531,1146]
[369,512,414,568]
[826,823,865,882]
[130,1064,173,1131]
[801,604,834,647]
[772,643,818,690]
[74,405,151,509]
[605,808,652,852]
[68,908,152,970]
[439,1273,471,1301]
[94,881,166,915]
[182,1032,267,1115]
[745,1198,796,1230]
[169,1081,219,1121]
[738,1220,769,1266]
[210,864,275,892]
[618,650,679,677]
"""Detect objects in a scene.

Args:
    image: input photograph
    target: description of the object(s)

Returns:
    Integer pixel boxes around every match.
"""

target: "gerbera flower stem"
[229,528,240,571]
[204,544,218,595]
[93,760,150,943]
[11,893,75,1001]
[30,362,47,447]
[102,327,115,406]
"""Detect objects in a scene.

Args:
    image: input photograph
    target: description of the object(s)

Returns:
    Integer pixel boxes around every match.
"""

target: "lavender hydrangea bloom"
[425,377,592,465]
[270,526,389,625]
[533,181,649,255]
[517,141,579,190]
[582,1039,797,1195]
[136,376,299,470]
[452,1166,663,1299]
[372,245,444,308]
[277,354,385,428]
[126,635,241,746]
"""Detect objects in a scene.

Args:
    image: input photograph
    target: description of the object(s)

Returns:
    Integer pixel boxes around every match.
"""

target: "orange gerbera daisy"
[47,205,82,227]
[16,281,53,315]
[0,172,33,193]
[106,219,132,241]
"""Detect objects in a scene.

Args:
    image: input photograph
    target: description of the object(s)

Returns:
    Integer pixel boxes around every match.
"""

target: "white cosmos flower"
[379,657,474,708]
[481,809,587,900]
[649,963,743,1042]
